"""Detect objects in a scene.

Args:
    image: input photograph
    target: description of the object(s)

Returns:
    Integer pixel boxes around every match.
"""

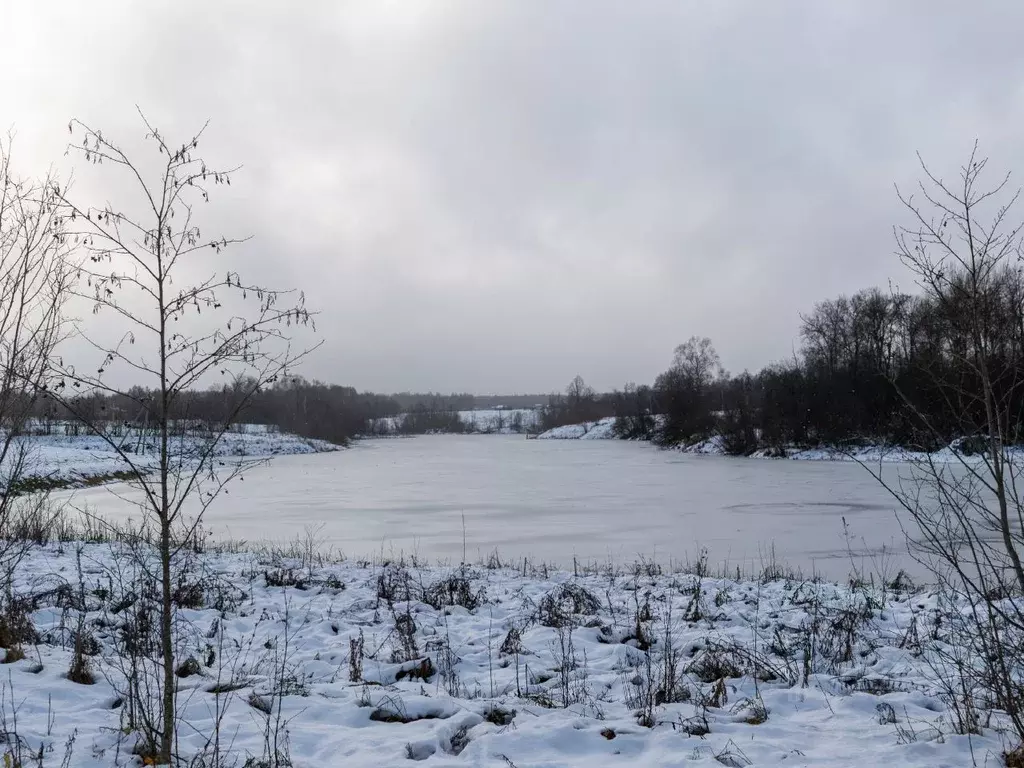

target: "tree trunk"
[158,222,174,764]
[160,514,174,762]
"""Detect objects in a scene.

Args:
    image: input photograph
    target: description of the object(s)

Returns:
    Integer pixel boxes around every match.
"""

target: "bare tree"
[565,374,594,409]
[653,337,721,445]
[873,144,1024,750]
[48,112,316,763]
[0,135,73,543]
[671,336,721,391]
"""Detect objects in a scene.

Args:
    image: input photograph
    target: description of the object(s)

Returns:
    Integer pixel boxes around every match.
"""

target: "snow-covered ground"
[7,429,338,489]
[534,416,617,440]
[2,542,1009,767]
[763,444,985,463]
[677,435,728,455]
[680,440,994,464]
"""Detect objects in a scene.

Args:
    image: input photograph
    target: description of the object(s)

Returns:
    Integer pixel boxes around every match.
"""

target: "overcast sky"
[2,1,1023,394]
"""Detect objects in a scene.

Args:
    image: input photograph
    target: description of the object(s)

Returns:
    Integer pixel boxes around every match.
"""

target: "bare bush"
[375,563,413,607]
[537,583,600,628]
[870,145,1024,749]
[0,137,75,644]
[423,568,484,611]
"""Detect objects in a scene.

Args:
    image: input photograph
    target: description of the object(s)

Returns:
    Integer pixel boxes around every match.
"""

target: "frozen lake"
[59,435,924,579]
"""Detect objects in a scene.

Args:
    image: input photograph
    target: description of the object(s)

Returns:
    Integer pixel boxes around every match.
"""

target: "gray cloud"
[3,1,1024,392]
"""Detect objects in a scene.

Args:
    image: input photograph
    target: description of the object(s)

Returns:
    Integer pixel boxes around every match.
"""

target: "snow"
[10,429,1009,764]
[774,445,984,463]
[679,435,727,455]
[6,428,338,489]
[456,409,540,434]
[536,416,617,440]
[2,542,1011,767]
[367,410,540,436]
[536,419,997,465]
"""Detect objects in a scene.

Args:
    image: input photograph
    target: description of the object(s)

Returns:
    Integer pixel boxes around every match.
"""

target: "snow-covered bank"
[3,543,1011,767]
[536,419,996,464]
[6,429,338,490]
[680,440,994,463]
[535,416,617,440]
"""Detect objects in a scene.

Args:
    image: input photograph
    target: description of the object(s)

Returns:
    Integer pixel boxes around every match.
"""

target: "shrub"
[537,584,601,628]
[0,598,36,651]
[172,576,205,609]
[67,641,96,685]
[376,564,412,606]
[423,570,484,611]
[499,627,523,657]
[265,569,307,589]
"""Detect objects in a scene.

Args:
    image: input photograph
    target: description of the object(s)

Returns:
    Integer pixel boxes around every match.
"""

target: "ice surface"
[57,435,926,580]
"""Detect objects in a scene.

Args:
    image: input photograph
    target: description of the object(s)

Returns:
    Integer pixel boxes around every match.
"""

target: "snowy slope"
[536,416,617,440]
[2,544,1011,767]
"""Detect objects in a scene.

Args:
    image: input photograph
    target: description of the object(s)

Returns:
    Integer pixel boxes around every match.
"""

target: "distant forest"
[31,383,542,444]
[596,271,1024,454]
[32,266,1024,453]
[608,273,1024,454]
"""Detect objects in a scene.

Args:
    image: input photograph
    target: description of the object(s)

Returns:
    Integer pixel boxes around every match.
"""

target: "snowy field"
[3,542,1006,767]
[9,431,1012,766]
[59,435,922,581]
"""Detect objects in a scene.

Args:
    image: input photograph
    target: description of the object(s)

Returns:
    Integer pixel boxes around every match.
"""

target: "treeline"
[33,267,1024,453]
[32,379,401,444]
[388,392,549,411]
[31,379,545,444]
[609,269,1024,453]
[536,375,617,431]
